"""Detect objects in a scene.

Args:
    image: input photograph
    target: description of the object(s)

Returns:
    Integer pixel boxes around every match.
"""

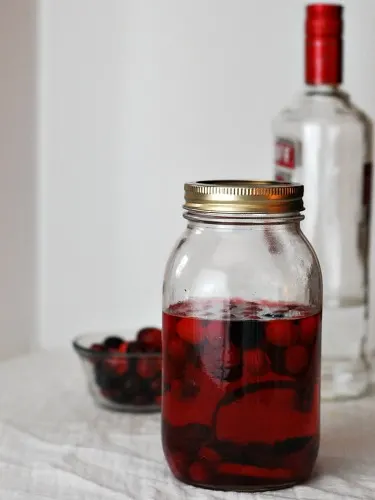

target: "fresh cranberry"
[118,341,129,353]
[136,357,161,379]
[105,353,129,375]
[137,327,162,351]
[266,319,298,347]
[285,345,309,374]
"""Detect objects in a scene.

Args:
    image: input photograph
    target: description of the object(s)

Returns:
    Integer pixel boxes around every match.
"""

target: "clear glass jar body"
[162,212,322,492]
[273,86,373,400]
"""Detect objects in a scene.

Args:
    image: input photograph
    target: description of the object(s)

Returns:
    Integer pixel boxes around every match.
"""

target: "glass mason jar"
[162,181,322,492]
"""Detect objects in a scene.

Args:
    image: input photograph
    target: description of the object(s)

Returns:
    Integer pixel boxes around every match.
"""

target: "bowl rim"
[72,332,162,359]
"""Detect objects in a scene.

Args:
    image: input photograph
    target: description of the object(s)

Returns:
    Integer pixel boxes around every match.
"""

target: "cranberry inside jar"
[162,181,322,491]
[162,299,321,489]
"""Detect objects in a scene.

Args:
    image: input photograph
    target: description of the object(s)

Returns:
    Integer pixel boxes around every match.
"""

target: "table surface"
[0,350,373,500]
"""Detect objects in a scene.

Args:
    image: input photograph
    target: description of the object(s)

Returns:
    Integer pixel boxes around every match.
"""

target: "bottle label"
[274,137,301,182]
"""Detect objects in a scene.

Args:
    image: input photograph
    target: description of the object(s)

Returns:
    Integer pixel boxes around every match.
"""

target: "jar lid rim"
[184,180,305,214]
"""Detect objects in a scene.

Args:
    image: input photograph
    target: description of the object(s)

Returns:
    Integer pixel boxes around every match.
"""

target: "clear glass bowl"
[73,333,162,413]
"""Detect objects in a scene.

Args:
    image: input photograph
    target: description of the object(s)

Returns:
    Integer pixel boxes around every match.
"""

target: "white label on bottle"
[274,137,302,182]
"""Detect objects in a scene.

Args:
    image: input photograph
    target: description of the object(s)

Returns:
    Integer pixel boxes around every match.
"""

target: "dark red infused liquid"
[162,299,321,491]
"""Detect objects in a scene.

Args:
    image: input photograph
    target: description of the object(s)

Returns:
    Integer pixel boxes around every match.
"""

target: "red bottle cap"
[305,4,343,85]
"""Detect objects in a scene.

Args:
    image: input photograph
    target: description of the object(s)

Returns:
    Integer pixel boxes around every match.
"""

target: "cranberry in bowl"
[73,327,162,412]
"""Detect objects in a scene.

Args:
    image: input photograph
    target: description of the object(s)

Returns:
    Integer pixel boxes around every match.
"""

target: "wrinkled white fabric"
[0,350,373,499]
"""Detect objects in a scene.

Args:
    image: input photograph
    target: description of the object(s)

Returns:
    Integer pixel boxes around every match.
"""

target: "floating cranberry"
[299,315,319,345]
[243,348,269,376]
[285,345,309,375]
[137,327,162,351]
[266,320,298,347]
[176,317,203,344]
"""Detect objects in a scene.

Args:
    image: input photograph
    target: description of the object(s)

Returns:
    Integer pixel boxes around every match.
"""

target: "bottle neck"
[305,84,341,95]
[305,37,342,86]
[305,4,343,85]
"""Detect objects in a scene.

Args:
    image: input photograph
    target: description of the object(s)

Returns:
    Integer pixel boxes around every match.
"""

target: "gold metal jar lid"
[184,180,304,214]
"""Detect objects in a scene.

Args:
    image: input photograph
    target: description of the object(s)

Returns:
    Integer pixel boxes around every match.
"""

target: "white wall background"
[0,0,37,359]
[2,0,375,354]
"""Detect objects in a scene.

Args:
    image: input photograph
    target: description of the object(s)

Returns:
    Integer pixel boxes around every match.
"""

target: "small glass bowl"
[73,332,162,413]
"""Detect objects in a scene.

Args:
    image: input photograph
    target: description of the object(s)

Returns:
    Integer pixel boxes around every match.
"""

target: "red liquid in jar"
[162,299,321,490]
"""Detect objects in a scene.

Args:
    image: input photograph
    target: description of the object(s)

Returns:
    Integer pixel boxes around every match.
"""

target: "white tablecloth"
[0,350,373,499]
